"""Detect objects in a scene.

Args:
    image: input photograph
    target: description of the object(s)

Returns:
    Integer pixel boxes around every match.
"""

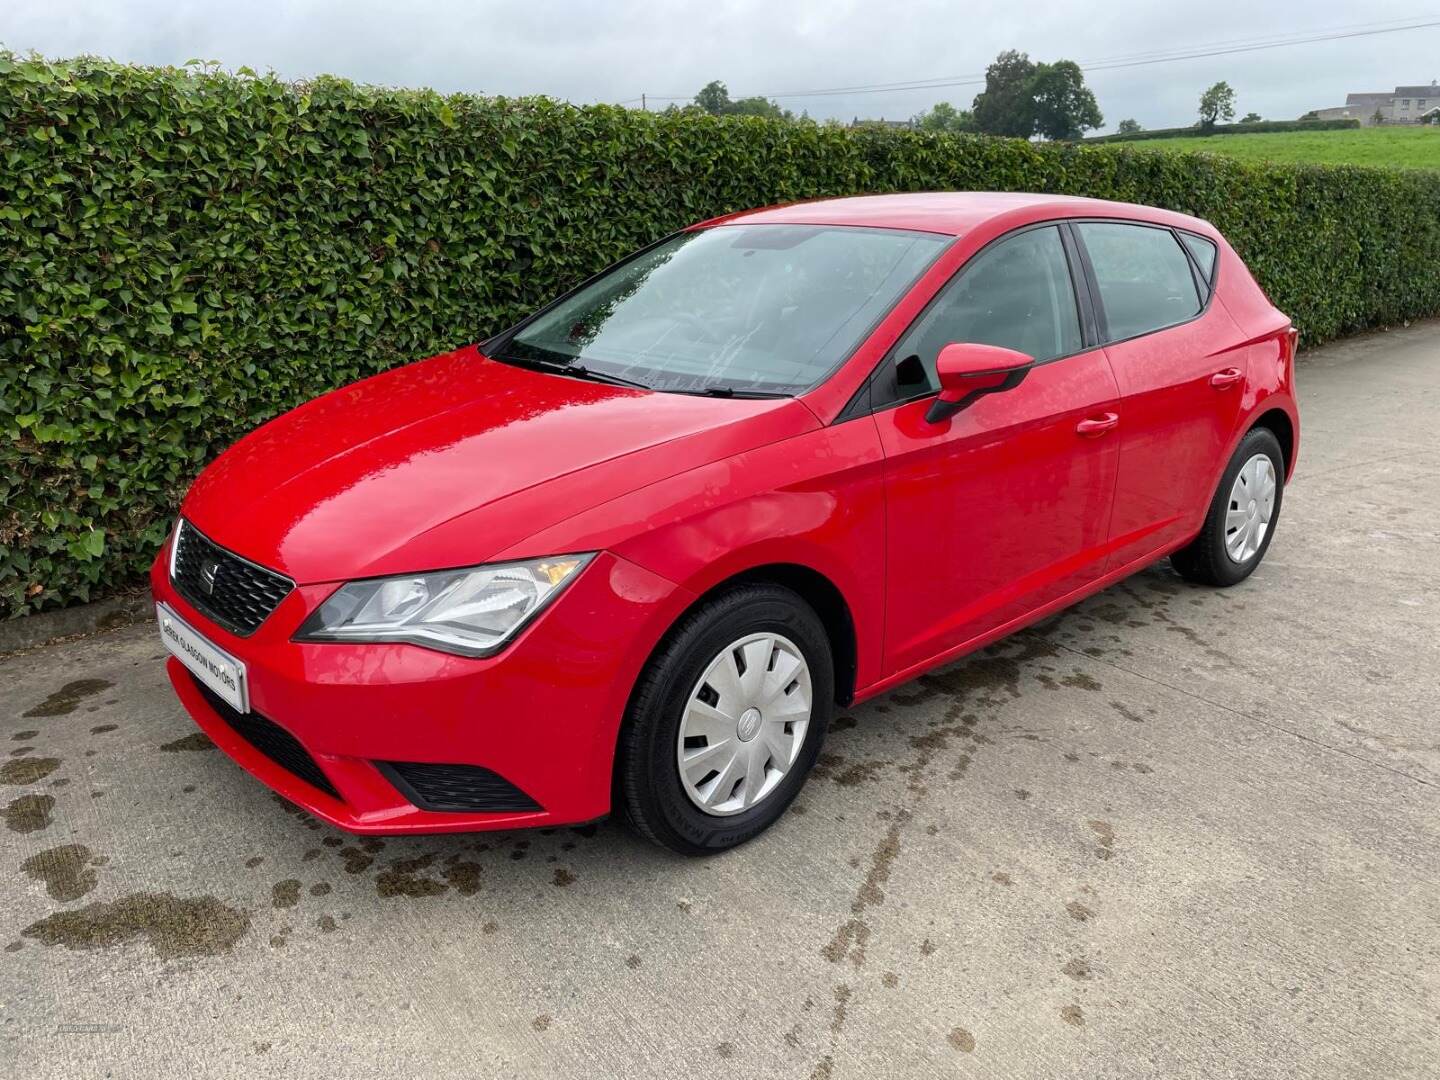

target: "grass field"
[1123,126,1440,169]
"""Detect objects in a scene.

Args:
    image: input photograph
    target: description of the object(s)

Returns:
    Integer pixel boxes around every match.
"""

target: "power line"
[625,15,1440,105]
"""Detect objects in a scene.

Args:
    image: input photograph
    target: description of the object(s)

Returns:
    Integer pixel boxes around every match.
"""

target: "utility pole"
[642,93,647,111]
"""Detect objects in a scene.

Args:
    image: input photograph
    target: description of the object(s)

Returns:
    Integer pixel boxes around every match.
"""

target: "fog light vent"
[377,760,542,813]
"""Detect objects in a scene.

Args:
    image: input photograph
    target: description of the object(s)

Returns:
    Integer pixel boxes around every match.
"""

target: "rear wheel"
[617,584,833,855]
[1171,427,1284,587]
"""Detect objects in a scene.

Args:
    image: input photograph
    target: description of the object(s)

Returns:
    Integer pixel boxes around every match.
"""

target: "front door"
[869,224,1122,677]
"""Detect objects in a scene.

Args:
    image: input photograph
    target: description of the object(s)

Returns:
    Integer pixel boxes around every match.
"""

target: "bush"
[3,55,1440,617]
[1086,118,1362,143]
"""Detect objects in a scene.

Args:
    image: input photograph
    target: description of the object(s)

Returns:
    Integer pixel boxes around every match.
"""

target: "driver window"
[885,225,1082,399]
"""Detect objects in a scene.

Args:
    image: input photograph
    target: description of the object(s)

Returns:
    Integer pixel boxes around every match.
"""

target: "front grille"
[191,677,340,800]
[171,520,293,636]
[378,760,541,814]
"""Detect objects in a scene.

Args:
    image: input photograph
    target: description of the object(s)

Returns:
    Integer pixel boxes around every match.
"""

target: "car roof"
[695,192,1216,239]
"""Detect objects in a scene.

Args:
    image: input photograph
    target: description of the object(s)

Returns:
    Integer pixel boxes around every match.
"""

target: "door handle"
[1209,367,1244,389]
[1076,413,1119,438]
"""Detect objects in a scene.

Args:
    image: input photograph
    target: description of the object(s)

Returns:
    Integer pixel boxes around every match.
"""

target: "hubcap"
[676,632,813,817]
[1224,453,1277,563]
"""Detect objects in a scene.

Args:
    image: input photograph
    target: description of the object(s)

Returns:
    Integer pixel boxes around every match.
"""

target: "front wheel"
[1171,427,1285,587]
[616,584,833,855]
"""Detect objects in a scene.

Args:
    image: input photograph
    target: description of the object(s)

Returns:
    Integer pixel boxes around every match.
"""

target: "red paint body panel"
[874,350,1121,672]
[1100,303,1251,565]
[183,348,813,583]
[154,192,1299,834]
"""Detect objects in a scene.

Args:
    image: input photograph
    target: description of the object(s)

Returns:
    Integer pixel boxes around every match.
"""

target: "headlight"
[294,554,593,657]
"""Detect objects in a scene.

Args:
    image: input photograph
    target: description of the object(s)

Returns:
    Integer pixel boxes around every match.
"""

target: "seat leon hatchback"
[152,192,1299,854]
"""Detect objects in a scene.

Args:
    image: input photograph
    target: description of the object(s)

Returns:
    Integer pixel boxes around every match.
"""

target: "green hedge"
[4,55,1440,618]
[1086,118,1362,143]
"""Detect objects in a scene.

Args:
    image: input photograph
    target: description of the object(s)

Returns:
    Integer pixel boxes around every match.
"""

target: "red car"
[152,192,1298,854]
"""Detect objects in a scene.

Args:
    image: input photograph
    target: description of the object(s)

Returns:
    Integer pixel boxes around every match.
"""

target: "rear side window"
[884,225,1082,397]
[1179,231,1218,285]
[1076,222,1201,342]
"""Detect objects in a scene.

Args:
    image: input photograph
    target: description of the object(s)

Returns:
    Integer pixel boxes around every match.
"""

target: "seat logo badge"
[199,559,220,595]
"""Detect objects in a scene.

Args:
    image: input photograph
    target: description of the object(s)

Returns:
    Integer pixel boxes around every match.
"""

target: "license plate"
[157,603,249,713]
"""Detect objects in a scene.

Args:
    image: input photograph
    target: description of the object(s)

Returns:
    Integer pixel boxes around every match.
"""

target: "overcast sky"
[2,1,1438,132]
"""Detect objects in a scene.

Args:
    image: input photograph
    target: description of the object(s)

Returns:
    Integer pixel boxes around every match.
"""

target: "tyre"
[1171,427,1285,587]
[616,583,833,855]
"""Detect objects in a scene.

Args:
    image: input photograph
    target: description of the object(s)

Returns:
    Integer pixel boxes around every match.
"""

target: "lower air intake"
[378,760,542,813]
[191,677,341,801]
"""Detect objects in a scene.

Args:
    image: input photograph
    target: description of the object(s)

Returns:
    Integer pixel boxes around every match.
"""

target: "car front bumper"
[150,543,692,834]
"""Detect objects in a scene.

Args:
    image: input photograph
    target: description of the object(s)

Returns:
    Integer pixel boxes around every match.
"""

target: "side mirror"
[925,343,1035,423]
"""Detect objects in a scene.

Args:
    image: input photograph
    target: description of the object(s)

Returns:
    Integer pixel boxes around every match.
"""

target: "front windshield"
[496,224,950,395]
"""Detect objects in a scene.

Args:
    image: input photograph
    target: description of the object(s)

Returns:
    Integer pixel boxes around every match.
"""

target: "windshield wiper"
[498,353,653,391]
[685,386,792,399]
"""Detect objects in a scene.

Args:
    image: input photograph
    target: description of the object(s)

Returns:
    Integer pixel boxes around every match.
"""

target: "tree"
[1240,111,1262,123]
[971,50,1038,137]
[728,95,788,119]
[911,101,976,134]
[1029,60,1103,139]
[971,51,1103,140]
[1198,81,1237,127]
[692,80,790,120]
[695,80,730,115]
[1116,118,1143,134]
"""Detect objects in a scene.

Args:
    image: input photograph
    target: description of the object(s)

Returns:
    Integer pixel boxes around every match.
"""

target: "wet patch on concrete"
[1062,956,1093,981]
[817,754,892,789]
[948,1026,976,1052]
[1,757,61,785]
[22,892,250,958]
[12,731,39,741]
[22,679,114,718]
[442,858,483,895]
[376,854,448,898]
[1060,1004,1086,1027]
[4,793,56,833]
[338,846,376,874]
[271,879,301,908]
[1088,820,1116,861]
[21,843,101,901]
[1066,900,1095,922]
[552,867,577,887]
[89,723,118,735]
[159,732,215,752]
[1061,671,1103,692]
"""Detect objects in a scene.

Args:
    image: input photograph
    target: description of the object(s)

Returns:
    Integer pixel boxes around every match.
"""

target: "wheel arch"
[1248,407,1296,478]
[636,561,859,710]
[607,560,860,821]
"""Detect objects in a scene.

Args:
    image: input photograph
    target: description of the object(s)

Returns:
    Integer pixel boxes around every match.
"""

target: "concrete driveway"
[3,323,1437,1079]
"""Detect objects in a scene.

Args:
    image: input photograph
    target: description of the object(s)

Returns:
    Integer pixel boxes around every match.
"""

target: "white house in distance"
[1311,82,1440,125]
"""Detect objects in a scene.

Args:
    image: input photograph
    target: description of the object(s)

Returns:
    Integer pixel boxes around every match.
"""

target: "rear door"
[1072,221,1248,568]
[869,224,1122,676]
